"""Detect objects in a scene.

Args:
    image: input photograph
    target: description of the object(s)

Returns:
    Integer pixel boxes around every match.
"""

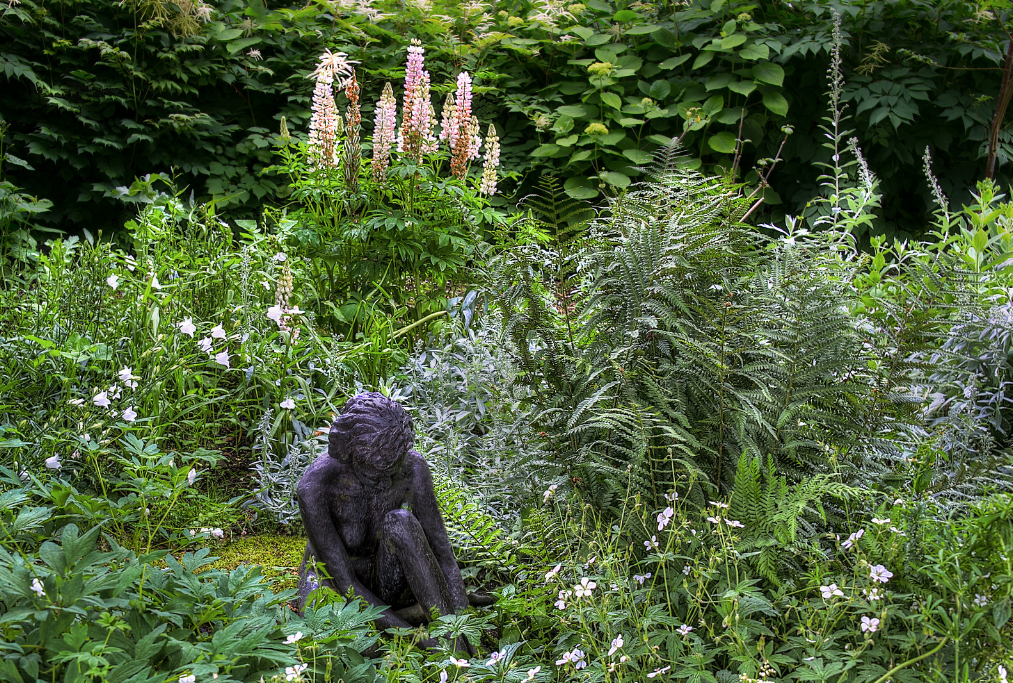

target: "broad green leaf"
[762,186,783,204]
[708,132,737,154]
[752,62,785,86]
[619,117,645,126]
[649,80,671,99]
[557,105,589,118]
[703,95,724,115]
[623,149,653,164]
[571,26,594,40]
[869,106,890,126]
[600,130,627,145]
[762,91,789,116]
[565,186,599,199]
[553,114,574,134]
[585,34,612,46]
[738,44,769,60]
[555,134,579,147]
[692,52,715,70]
[715,108,742,124]
[568,150,593,164]
[586,0,612,9]
[647,134,672,145]
[626,24,661,34]
[617,55,643,70]
[728,80,756,96]
[706,73,733,91]
[600,171,631,188]
[601,92,623,109]
[614,9,638,21]
[659,54,691,69]
[721,33,747,49]
[595,47,618,63]
[722,19,736,35]
[216,28,244,41]
[532,144,561,157]
[227,37,262,54]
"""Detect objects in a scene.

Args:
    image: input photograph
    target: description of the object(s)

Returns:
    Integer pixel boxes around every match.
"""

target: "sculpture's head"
[328,392,414,473]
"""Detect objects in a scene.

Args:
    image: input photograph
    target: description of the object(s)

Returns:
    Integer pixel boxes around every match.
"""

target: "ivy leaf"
[762,91,789,116]
[752,62,785,86]
[601,92,623,109]
[708,132,737,154]
[599,171,631,188]
[659,54,691,69]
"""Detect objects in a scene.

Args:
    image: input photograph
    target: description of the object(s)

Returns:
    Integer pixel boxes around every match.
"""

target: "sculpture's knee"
[382,508,425,546]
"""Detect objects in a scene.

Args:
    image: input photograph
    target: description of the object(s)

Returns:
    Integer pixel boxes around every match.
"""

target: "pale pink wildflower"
[372,82,398,183]
[397,40,438,161]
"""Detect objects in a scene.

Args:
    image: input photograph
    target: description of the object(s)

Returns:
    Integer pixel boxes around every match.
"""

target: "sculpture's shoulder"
[405,449,432,481]
[297,454,344,497]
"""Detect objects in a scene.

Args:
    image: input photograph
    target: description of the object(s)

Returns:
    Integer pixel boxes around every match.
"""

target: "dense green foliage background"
[2,0,1012,237]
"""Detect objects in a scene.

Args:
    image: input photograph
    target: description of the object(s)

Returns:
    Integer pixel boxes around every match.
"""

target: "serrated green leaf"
[752,62,785,86]
[762,91,789,116]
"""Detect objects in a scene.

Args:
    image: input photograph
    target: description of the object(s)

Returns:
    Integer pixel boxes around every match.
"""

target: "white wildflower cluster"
[266,254,303,342]
[190,526,225,539]
[178,317,232,368]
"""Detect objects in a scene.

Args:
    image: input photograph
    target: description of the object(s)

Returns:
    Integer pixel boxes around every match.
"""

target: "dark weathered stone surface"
[296,392,472,652]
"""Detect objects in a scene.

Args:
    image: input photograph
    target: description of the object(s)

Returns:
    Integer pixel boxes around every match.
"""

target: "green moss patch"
[207,534,306,591]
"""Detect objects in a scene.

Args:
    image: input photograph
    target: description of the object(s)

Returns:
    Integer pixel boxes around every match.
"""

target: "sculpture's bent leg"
[377,509,455,621]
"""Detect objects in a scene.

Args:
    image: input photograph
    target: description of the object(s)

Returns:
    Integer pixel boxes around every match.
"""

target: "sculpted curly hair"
[328,392,414,469]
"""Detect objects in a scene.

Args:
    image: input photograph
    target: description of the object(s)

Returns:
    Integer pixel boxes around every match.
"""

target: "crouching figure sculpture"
[296,392,473,653]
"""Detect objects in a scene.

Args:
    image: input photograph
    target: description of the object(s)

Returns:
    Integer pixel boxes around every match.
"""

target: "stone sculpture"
[296,392,473,652]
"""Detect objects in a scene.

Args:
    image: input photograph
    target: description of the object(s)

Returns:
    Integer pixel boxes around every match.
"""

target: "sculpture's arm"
[296,459,412,631]
[410,453,470,612]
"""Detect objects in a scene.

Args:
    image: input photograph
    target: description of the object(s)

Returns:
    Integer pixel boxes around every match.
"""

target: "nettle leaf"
[762,91,789,116]
[708,131,737,154]
[659,54,691,69]
[752,62,785,86]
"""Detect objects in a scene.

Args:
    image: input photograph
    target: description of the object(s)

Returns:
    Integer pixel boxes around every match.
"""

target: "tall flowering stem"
[449,72,479,179]
[397,39,438,162]
[479,124,500,196]
[307,49,357,171]
[342,70,362,191]
[372,82,398,185]
[308,65,339,169]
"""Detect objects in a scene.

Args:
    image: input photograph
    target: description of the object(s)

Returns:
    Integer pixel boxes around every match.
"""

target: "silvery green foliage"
[922,299,1013,475]
[251,408,326,528]
[397,316,545,519]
